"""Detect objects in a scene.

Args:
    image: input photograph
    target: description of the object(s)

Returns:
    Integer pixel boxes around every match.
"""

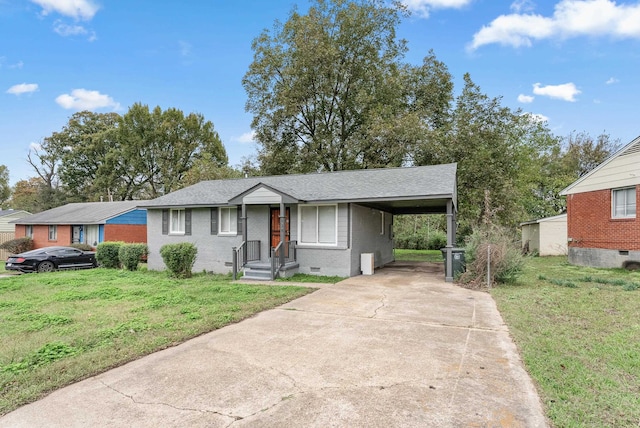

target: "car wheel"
[37,261,55,273]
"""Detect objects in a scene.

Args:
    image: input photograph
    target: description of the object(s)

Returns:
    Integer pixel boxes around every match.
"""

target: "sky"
[2,0,640,185]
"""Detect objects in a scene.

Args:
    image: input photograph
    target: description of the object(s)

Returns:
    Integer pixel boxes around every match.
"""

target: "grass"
[492,256,640,427]
[394,249,443,263]
[275,273,346,284]
[0,268,314,415]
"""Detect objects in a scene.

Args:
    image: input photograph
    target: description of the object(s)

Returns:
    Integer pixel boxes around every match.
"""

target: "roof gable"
[561,135,640,195]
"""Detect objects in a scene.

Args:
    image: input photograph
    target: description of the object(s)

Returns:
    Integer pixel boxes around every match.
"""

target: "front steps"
[242,261,299,281]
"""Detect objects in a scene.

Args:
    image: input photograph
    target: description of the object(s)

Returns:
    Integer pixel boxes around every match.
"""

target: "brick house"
[11,201,147,250]
[560,135,640,268]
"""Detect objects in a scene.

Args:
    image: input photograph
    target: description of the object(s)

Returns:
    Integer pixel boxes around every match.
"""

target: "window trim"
[48,225,57,241]
[298,204,338,246]
[380,211,385,235]
[612,187,636,219]
[218,206,238,235]
[25,225,33,238]
[169,208,185,235]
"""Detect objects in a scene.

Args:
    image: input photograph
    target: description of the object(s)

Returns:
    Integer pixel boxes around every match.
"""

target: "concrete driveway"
[0,264,547,427]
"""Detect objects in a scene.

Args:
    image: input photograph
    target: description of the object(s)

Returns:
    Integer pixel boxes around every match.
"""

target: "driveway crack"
[97,379,242,422]
[370,293,387,318]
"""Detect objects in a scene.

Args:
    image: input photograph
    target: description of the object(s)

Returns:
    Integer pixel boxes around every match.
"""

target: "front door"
[270,207,290,251]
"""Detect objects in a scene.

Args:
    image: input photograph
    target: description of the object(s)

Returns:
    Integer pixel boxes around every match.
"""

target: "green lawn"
[0,268,314,415]
[492,256,640,427]
[394,248,444,263]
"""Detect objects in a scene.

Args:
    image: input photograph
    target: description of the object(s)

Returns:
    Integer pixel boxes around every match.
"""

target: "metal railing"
[232,240,260,280]
[270,240,297,280]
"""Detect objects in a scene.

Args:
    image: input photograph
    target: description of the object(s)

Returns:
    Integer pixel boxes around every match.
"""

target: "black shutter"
[211,207,218,235]
[237,208,243,236]
[185,209,192,235]
[162,209,169,235]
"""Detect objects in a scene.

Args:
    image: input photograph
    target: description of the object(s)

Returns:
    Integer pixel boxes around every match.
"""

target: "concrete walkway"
[0,266,548,427]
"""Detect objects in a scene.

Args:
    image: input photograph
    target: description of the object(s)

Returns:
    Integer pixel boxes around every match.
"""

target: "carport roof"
[10,201,144,225]
[140,163,457,215]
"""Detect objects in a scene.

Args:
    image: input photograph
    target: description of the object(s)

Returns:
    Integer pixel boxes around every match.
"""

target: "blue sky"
[2,0,640,185]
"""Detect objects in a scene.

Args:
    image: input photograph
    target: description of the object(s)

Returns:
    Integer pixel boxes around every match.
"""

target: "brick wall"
[14,224,73,248]
[104,224,147,243]
[567,186,640,251]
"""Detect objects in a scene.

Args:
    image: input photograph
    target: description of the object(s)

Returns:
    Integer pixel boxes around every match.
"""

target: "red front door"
[270,207,290,249]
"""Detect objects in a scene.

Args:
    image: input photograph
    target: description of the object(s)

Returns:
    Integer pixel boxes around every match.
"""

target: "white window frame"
[170,208,185,234]
[298,204,338,246]
[612,187,636,219]
[219,207,238,235]
[48,225,57,241]
[25,225,33,238]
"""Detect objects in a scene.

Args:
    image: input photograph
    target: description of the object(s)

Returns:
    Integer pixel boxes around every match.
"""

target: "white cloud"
[29,142,42,151]
[53,20,96,40]
[6,83,39,95]
[235,131,256,144]
[55,89,120,110]
[402,0,472,18]
[510,0,535,13]
[517,94,535,103]
[523,112,550,123]
[179,41,192,57]
[605,77,619,84]
[31,0,100,20]
[469,0,640,50]
[533,82,581,102]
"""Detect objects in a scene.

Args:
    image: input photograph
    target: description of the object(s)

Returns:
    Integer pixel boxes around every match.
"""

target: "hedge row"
[96,242,148,271]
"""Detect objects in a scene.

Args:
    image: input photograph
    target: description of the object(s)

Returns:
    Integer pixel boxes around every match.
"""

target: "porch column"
[242,203,247,263]
[279,201,285,268]
[445,199,454,282]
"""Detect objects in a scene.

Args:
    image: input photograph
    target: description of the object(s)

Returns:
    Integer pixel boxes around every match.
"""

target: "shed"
[521,214,567,256]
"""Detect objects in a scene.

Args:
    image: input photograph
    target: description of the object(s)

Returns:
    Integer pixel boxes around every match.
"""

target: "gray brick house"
[140,164,458,280]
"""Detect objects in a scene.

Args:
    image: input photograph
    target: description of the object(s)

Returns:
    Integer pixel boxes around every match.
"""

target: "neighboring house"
[140,164,459,281]
[521,214,567,256]
[560,135,640,268]
[0,209,32,259]
[11,201,147,249]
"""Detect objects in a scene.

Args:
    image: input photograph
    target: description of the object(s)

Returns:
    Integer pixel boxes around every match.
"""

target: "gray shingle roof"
[11,201,145,225]
[140,164,457,209]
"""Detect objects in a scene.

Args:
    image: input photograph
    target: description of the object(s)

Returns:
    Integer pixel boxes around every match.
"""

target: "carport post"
[445,200,454,282]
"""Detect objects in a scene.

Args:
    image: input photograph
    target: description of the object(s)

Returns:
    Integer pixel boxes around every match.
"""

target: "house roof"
[0,209,30,218]
[140,163,458,215]
[520,213,567,226]
[560,135,640,195]
[10,201,145,225]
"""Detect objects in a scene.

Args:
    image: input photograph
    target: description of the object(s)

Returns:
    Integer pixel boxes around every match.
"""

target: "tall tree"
[244,0,449,173]
[0,166,11,209]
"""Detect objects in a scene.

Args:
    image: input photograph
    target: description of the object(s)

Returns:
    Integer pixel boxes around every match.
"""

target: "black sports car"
[5,246,98,273]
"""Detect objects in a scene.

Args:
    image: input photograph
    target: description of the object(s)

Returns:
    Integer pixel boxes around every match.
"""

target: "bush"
[426,232,448,250]
[96,241,124,268]
[118,243,148,271]
[160,242,197,278]
[459,224,525,288]
[70,243,94,251]
[0,237,33,254]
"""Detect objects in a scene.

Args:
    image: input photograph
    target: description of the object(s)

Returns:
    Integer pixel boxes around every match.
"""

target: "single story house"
[12,201,147,249]
[520,214,567,256]
[560,135,640,268]
[140,164,459,281]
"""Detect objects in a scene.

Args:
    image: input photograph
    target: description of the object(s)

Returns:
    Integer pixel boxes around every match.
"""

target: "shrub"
[70,243,94,251]
[96,241,124,268]
[426,232,448,250]
[118,243,148,271]
[0,237,33,254]
[160,242,197,278]
[459,224,525,288]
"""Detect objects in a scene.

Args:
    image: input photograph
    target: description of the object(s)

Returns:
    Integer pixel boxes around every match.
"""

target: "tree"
[0,166,11,209]
[244,0,453,173]
[9,177,65,213]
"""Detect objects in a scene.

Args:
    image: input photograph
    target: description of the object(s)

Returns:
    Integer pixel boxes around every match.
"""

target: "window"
[170,209,185,234]
[380,211,385,235]
[219,207,237,235]
[25,225,33,238]
[612,187,636,218]
[299,205,337,245]
[48,225,57,241]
